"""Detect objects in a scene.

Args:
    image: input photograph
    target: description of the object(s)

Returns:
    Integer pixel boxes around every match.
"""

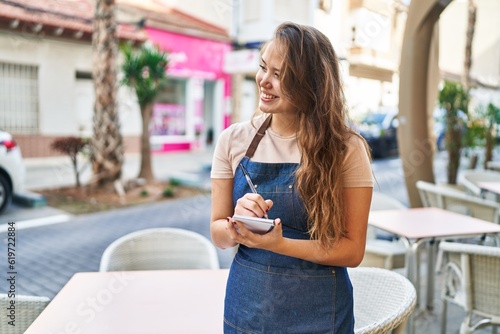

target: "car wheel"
[0,174,12,213]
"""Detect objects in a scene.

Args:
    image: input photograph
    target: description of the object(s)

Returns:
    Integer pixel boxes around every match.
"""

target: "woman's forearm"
[271,237,366,267]
[211,218,238,249]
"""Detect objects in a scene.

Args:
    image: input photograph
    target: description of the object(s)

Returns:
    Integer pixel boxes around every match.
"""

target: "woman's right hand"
[235,193,273,218]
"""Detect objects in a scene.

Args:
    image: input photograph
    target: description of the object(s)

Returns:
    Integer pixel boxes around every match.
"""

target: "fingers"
[227,217,282,251]
[236,194,273,218]
[264,199,273,211]
[227,218,257,247]
[225,217,247,244]
[225,217,240,239]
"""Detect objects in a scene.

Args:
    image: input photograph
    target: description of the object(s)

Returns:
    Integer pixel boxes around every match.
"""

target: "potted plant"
[438,80,470,184]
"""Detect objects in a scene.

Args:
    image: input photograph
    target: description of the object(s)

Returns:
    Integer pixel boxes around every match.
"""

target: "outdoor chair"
[485,160,500,172]
[99,227,220,271]
[439,241,500,334]
[459,169,500,200]
[360,192,407,270]
[417,180,500,250]
[0,294,50,334]
[416,180,500,224]
[349,267,416,334]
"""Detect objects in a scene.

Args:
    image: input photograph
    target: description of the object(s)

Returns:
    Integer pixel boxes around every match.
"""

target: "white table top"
[476,181,500,195]
[26,269,229,334]
[369,207,500,240]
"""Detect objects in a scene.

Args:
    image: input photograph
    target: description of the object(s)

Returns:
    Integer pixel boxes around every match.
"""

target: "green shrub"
[162,186,174,197]
[169,178,181,186]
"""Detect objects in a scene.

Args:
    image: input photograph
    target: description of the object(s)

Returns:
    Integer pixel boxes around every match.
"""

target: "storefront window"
[151,78,187,136]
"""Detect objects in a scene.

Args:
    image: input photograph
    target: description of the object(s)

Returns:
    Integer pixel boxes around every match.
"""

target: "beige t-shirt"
[211,116,374,188]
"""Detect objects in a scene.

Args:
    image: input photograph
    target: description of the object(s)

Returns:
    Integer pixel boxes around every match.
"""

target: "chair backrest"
[99,228,220,271]
[0,294,50,334]
[460,170,500,196]
[349,267,416,334]
[416,180,500,224]
[439,242,500,329]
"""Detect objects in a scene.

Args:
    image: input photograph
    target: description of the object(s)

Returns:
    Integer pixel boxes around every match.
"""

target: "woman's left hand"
[226,217,283,252]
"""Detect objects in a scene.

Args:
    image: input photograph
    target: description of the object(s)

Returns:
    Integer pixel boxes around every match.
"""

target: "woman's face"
[255,42,294,116]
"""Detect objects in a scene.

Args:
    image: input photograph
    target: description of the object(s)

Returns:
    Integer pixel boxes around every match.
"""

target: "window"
[0,62,39,134]
[151,78,187,136]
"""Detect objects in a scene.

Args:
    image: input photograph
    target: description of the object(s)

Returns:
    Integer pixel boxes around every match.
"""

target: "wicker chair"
[361,192,407,270]
[439,241,500,334]
[459,169,500,200]
[0,294,50,334]
[416,180,500,224]
[99,228,220,271]
[349,267,417,334]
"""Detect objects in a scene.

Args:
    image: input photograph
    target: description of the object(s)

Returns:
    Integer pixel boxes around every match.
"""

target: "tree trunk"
[91,0,124,187]
[71,155,81,188]
[138,102,154,181]
[484,128,495,169]
[462,0,476,90]
[462,0,476,170]
[446,116,463,184]
[467,152,478,169]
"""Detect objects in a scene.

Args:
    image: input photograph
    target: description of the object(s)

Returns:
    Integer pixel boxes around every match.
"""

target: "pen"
[239,164,269,219]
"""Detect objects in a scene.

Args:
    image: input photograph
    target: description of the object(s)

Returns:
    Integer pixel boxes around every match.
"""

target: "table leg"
[400,238,428,334]
[426,239,437,311]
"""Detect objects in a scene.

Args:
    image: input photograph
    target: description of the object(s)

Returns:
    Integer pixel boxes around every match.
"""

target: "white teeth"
[262,93,276,99]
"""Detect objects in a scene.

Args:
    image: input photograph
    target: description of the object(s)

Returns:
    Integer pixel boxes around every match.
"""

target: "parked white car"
[0,130,25,213]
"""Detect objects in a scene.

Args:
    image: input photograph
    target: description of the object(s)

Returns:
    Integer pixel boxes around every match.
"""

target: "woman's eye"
[259,65,267,72]
[273,73,280,78]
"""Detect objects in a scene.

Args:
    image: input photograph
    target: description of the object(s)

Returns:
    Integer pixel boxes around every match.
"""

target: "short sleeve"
[342,134,374,188]
[211,125,235,179]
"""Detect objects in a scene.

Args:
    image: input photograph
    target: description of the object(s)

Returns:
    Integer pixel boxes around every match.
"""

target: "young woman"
[210,22,373,333]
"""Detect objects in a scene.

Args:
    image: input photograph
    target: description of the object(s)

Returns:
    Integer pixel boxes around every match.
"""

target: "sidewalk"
[22,148,215,191]
[1,149,215,227]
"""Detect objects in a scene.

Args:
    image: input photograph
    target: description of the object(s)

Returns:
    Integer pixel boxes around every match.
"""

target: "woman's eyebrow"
[260,58,280,72]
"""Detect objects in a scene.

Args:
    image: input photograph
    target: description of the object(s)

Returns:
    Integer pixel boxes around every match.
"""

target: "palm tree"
[462,0,477,168]
[121,43,169,182]
[438,80,469,184]
[463,0,476,91]
[91,0,124,186]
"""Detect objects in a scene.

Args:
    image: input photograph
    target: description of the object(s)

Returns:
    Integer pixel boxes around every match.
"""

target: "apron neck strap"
[245,115,272,158]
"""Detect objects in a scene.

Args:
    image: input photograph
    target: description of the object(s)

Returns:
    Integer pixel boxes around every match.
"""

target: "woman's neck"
[269,114,297,137]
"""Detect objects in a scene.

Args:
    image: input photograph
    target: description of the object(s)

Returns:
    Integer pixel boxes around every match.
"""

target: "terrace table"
[369,207,500,334]
[25,269,229,334]
[476,181,500,199]
[26,268,416,334]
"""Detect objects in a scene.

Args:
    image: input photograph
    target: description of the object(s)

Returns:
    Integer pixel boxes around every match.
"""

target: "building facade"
[0,0,232,157]
[227,0,408,122]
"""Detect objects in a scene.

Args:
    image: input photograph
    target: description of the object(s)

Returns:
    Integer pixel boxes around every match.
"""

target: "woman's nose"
[258,73,271,89]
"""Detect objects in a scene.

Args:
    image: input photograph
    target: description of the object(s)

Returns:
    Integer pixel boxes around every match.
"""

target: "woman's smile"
[261,92,278,101]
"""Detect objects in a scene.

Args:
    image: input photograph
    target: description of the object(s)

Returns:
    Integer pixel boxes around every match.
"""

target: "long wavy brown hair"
[267,22,366,247]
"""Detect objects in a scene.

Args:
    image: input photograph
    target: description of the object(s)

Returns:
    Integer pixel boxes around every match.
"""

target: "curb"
[13,191,47,208]
[0,214,71,233]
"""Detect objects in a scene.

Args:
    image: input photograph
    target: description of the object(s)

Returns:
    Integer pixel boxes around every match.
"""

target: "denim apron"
[224,116,354,334]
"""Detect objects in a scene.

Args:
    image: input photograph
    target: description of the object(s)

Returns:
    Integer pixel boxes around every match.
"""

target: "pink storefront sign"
[145,28,232,153]
[146,28,232,98]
